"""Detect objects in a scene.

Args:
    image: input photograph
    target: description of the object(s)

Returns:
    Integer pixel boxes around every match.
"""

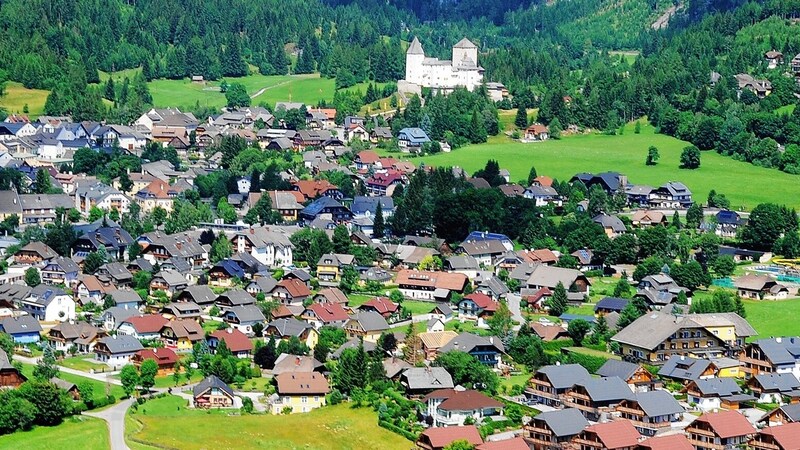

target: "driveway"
[506,294,525,325]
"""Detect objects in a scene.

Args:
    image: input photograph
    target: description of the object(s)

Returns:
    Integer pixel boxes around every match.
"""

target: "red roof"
[419,425,482,448]
[533,175,553,187]
[524,287,552,306]
[123,315,169,334]
[638,434,694,450]
[360,297,399,315]
[272,304,295,319]
[464,293,496,311]
[356,150,380,164]
[583,420,641,449]
[210,328,253,353]
[306,302,349,323]
[292,180,338,199]
[694,410,755,439]
[134,348,178,367]
[277,278,311,298]
[396,270,467,291]
[760,422,800,450]
[477,437,528,450]
[520,249,558,264]
[366,171,403,188]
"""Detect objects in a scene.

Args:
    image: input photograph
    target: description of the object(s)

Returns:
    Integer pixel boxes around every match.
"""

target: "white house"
[94,335,143,367]
[75,181,131,216]
[17,285,75,322]
[237,178,251,195]
[231,227,293,268]
[425,388,504,427]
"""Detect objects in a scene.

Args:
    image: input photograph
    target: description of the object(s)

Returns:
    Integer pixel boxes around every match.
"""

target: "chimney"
[295,356,300,365]
[227,328,233,334]
[777,337,783,343]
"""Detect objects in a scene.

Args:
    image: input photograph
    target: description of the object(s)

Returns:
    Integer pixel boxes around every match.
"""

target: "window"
[301,396,308,403]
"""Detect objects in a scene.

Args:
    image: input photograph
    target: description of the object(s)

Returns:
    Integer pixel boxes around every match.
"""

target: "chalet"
[574,420,641,450]
[301,302,350,329]
[47,321,104,353]
[747,373,800,404]
[682,377,754,411]
[743,337,800,378]
[526,363,590,406]
[0,315,42,344]
[343,311,389,343]
[396,269,468,302]
[593,213,627,238]
[529,322,570,342]
[596,360,658,392]
[397,127,430,151]
[208,328,253,359]
[160,319,204,352]
[635,273,689,309]
[440,332,504,368]
[735,274,789,300]
[174,285,217,306]
[100,306,138,332]
[313,287,349,305]
[75,274,124,301]
[160,302,202,321]
[271,372,330,414]
[563,376,635,421]
[265,317,318,349]
[736,73,773,98]
[291,179,341,202]
[631,210,667,227]
[765,50,784,68]
[419,331,459,360]
[207,260,246,287]
[94,335,144,367]
[524,408,589,450]
[457,293,497,320]
[230,226,294,268]
[637,434,694,450]
[72,222,134,262]
[594,297,630,315]
[384,357,412,380]
[686,410,755,450]
[246,277,278,297]
[424,388,503,427]
[400,367,455,396]
[751,422,800,450]
[149,270,188,296]
[96,262,134,286]
[139,231,207,270]
[357,297,400,320]
[223,305,266,336]
[417,425,482,450]
[571,172,628,195]
[713,210,744,238]
[657,355,717,383]
[354,150,380,171]
[370,127,392,143]
[118,314,169,340]
[456,240,507,267]
[132,348,179,376]
[476,275,510,300]
[293,129,332,149]
[615,390,684,435]
[215,289,255,309]
[17,285,75,322]
[499,184,525,198]
[0,349,26,388]
[15,242,57,265]
[271,278,311,306]
[272,354,325,375]
[760,403,800,427]
[524,123,549,141]
[525,265,591,303]
[572,248,602,272]
[193,375,235,408]
[365,171,404,197]
[648,182,692,209]
[316,253,354,286]
[298,197,352,225]
[41,256,80,287]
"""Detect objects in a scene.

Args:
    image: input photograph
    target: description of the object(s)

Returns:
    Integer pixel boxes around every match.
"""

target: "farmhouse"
[272,372,330,414]
[686,410,755,449]
[193,375,236,409]
[735,274,789,300]
[396,269,468,301]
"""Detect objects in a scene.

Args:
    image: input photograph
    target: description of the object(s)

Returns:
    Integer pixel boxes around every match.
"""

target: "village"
[0,34,798,450]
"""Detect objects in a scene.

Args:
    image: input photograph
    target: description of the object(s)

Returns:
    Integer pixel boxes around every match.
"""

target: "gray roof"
[27,285,68,307]
[0,348,14,370]
[97,335,143,354]
[594,297,629,313]
[108,290,142,305]
[596,359,641,380]
[753,373,800,393]
[750,337,800,366]
[193,375,234,398]
[0,315,42,334]
[401,367,454,390]
[407,37,424,55]
[331,338,377,359]
[177,285,217,305]
[217,289,254,306]
[533,408,589,437]
[578,377,634,402]
[440,332,505,354]
[693,377,742,397]
[227,304,266,323]
[446,255,480,270]
[634,390,684,417]
[0,190,22,215]
[763,403,800,423]
[267,317,311,337]
[346,311,389,332]
[526,265,585,290]
[454,37,477,49]
[658,355,713,381]
[592,213,626,233]
[612,311,703,351]
[537,364,591,390]
[103,306,139,325]
[153,270,186,286]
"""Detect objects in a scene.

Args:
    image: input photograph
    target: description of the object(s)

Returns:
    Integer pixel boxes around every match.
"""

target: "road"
[506,293,525,326]
[16,355,123,385]
[85,398,135,450]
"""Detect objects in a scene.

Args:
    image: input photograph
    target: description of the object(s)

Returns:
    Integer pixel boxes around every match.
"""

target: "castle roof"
[454,37,477,49]
[408,37,424,55]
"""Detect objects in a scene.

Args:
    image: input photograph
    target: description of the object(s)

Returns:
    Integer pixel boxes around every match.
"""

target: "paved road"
[16,355,123,385]
[506,293,525,325]
[85,398,135,450]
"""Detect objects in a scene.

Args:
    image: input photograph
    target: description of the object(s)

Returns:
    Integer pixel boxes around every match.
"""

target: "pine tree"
[468,109,487,144]
[672,211,682,229]
[515,106,528,129]
[104,77,116,101]
[249,169,261,193]
[372,202,385,238]
[222,35,248,77]
[547,281,568,317]
[295,44,316,74]
[527,166,538,185]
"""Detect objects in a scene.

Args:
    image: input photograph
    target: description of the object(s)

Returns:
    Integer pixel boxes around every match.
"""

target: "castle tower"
[452,37,478,69]
[405,37,425,84]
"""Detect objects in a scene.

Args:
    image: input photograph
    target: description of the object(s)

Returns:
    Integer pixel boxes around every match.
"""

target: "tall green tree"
[372,203,385,238]
[547,282,568,317]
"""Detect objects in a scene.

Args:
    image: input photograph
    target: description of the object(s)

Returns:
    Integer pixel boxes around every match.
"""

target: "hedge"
[379,420,419,441]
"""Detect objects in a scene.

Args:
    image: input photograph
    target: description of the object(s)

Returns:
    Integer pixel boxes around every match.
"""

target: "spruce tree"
[515,106,528,129]
[104,77,116,101]
[547,281,568,317]
[373,203,385,238]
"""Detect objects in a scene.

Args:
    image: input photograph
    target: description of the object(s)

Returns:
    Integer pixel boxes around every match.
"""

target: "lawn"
[20,363,126,403]
[127,395,411,450]
[402,300,438,315]
[741,297,800,339]
[153,372,204,389]
[381,122,800,210]
[59,355,109,373]
[0,81,49,117]
[0,416,109,450]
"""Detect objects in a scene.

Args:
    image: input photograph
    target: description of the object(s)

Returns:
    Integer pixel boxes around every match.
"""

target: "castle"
[400,37,484,94]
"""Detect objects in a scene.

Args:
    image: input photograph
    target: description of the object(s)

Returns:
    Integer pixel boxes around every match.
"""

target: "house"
[174,285,217,306]
[96,261,134,286]
[457,293,497,321]
[132,348,179,376]
[457,240,507,267]
[657,355,717,383]
[193,375,236,408]
[630,211,667,227]
[523,184,562,207]
[301,302,350,329]
[0,349,26,388]
[72,221,134,262]
[271,372,330,414]
[107,290,142,311]
[526,363,591,406]
[313,287,349,305]
[397,127,430,151]
[271,278,311,306]
[760,403,800,427]
[525,265,591,304]
[223,305,266,336]
[424,388,504,427]
[571,172,628,195]
[41,256,80,287]
[149,270,188,297]
[47,321,104,353]
[272,353,325,375]
[396,270,468,302]
[735,73,773,98]
[208,328,253,358]
[439,332,505,367]
[563,376,635,421]
[747,373,800,404]
[343,311,389,343]
[208,260,246,287]
[426,317,445,332]
[316,253,354,286]
[476,275,510,300]
[682,377,755,411]
[357,297,399,319]
[260,191,304,223]
[384,357,412,380]
[160,319,204,352]
[291,179,341,201]
[743,337,800,378]
[594,297,629,315]
[15,242,57,265]
[525,123,549,141]
[419,331,459,360]
[264,317,318,349]
[714,210,744,237]
[648,182,693,209]
[416,425,482,450]
[615,390,684,435]
[596,360,658,392]
[751,422,800,450]
[230,226,294,268]
[118,315,169,340]
[370,127,392,143]
[0,315,42,344]
[529,321,570,342]
[245,277,278,298]
[94,335,144,367]
[354,150,380,170]
[160,302,202,321]
[735,274,789,300]
[298,197,352,225]
[365,171,404,197]
[637,434,694,450]
[524,407,589,450]
[100,306,139,332]
[17,285,75,322]
[686,410,755,450]
[593,213,627,238]
[765,50,784,68]
[75,181,131,216]
[573,420,641,450]
[134,179,186,213]
[572,248,603,272]
[400,364,456,394]
[635,273,689,309]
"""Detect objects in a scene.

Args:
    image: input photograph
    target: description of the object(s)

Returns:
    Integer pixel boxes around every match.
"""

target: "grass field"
[384,121,800,210]
[741,297,800,339]
[20,363,126,403]
[127,395,411,450]
[0,81,49,117]
[59,355,109,372]
[0,416,109,450]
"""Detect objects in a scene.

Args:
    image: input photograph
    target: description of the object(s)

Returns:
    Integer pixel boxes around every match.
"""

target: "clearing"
[127,395,411,450]
[0,81,49,118]
[382,121,800,210]
[0,416,109,450]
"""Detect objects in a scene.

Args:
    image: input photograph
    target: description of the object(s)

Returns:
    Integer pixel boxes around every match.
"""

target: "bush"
[378,420,419,441]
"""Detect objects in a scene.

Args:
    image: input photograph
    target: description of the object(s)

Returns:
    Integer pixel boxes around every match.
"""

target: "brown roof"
[638,434,693,450]
[526,123,549,134]
[360,297,399,315]
[693,410,755,439]
[519,249,558,264]
[759,423,800,450]
[275,372,330,395]
[272,304,295,319]
[210,328,253,353]
[356,150,380,164]
[734,274,775,291]
[162,319,204,340]
[276,278,311,298]
[631,210,666,224]
[418,331,458,349]
[134,348,179,367]
[424,389,503,411]
[80,275,114,293]
[584,420,641,448]
[123,315,169,333]
[315,287,348,304]
[533,175,553,187]
[419,425,482,448]
[395,270,467,291]
[305,302,350,323]
[292,179,338,199]
[530,322,569,341]
[477,438,529,450]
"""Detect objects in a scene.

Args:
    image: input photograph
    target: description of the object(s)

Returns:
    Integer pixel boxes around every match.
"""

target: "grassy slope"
[0,416,109,450]
[128,395,410,450]
[741,297,800,339]
[0,82,49,117]
[20,363,126,402]
[385,121,800,210]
